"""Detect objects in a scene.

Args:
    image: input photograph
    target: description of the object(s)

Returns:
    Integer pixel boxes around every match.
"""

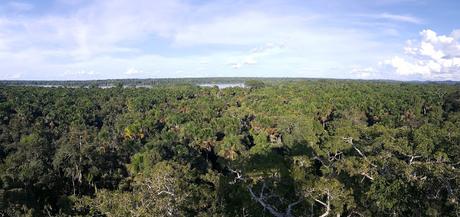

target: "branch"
[329,152,343,162]
[286,199,303,217]
[157,190,175,196]
[248,186,285,217]
[347,211,364,217]
[314,198,327,207]
[316,190,331,217]
[343,137,377,168]
[407,155,421,165]
[248,183,303,217]
[352,146,365,158]
[314,156,330,168]
[228,167,245,184]
[230,166,303,217]
[360,172,374,181]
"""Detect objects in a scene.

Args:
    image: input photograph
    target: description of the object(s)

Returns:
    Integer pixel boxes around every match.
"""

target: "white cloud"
[350,66,376,78]
[0,0,189,60]
[243,57,257,65]
[452,30,460,40]
[2,72,22,80]
[173,12,311,46]
[384,29,460,80]
[64,70,96,76]
[250,42,285,54]
[0,0,417,80]
[199,60,209,65]
[125,68,143,75]
[352,13,422,25]
[231,63,242,69]
[228,42,285,69]
[0,36,6,51]
[378,13,422,24]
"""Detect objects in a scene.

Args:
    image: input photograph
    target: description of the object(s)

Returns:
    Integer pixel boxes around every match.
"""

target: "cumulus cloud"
[384,29,460,80]
[452,30,460,40]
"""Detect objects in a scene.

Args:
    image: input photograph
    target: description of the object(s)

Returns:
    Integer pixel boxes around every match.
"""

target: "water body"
[198,83,246,89]
[24,84,81,88]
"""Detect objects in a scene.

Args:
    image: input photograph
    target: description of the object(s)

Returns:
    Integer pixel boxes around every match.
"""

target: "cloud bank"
[385,29,460,80]
[0,0,457,80]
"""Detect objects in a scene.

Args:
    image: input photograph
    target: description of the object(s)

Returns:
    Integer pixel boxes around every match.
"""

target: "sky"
[0,0,459,81]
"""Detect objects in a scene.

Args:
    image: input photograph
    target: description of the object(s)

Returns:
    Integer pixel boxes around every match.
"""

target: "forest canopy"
[0,80,460,216]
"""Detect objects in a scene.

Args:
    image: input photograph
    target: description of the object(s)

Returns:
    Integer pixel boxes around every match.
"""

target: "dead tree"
[229,167,303,217]
[247,183,303,217]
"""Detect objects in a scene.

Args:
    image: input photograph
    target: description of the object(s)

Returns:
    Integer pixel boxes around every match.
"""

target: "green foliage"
[0,81,459,216]
[245,80,266,89]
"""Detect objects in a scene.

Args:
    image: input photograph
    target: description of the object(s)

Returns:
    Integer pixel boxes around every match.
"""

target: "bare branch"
[343,137,377,168]
[228,167,245,184]
[361,172,374,181]
[286,199,304,217]
[314,198,327,207]
[157,190,175,196]
[316,190,331,217]
[314,156,330,168]
[230,166,303,217]
[248,183,303,217]
[347,211,365,217]
[248,186,285,217]
[408,155,422,165]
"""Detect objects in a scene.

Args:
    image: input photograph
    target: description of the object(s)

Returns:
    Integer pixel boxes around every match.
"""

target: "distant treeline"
[1,77,459,87]
[0,77,301,87]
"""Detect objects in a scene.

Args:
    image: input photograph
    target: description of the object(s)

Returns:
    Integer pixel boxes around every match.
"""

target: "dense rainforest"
[0,80,460,216]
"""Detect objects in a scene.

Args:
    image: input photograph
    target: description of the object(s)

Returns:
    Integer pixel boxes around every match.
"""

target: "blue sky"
[0,0,459,80]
